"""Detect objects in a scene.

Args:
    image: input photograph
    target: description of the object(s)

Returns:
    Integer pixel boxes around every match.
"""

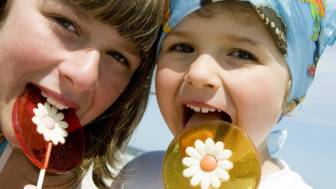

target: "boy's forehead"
[42,0,89,20]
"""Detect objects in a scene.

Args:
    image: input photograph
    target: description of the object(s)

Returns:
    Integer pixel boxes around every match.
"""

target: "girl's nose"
[58,49,100,92]
[184,54,221,89]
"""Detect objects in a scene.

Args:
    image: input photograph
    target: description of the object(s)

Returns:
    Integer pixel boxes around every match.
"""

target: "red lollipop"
[12,84,84,174]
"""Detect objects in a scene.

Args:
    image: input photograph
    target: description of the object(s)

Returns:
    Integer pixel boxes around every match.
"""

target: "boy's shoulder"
[111,151,165,189]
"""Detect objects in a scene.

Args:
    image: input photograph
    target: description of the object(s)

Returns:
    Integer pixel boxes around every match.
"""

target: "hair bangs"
[73,0,163,55]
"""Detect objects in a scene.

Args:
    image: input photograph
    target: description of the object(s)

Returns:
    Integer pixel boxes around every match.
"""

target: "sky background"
[128,44,336,189]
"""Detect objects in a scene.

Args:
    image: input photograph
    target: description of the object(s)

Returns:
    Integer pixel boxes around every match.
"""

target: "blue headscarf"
[160,0,336,112]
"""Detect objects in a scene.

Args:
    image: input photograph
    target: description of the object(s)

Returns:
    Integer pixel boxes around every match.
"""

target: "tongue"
[12,85,84,173]
[185,112,223,130]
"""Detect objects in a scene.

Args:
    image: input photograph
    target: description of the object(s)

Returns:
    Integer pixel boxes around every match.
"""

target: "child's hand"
[23,184,39,189]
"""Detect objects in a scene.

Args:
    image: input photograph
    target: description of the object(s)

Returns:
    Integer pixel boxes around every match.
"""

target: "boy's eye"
[108,51,129,67]
[53,16,79,35]
[229,50,256,60]
[170,43,194,53]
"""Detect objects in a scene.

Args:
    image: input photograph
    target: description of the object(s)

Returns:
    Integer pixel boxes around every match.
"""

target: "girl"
[112,0,336,189]
[0,0,164,188]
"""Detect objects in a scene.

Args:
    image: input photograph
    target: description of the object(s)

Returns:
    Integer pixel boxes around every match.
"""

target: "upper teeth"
[186,104,221,113]
[41,92,69,110]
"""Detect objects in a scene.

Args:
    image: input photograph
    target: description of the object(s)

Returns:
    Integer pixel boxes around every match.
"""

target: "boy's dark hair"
[0,0,164,188]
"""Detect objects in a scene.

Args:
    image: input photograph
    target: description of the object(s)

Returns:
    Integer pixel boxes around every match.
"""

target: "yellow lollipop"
[163,120,261,189]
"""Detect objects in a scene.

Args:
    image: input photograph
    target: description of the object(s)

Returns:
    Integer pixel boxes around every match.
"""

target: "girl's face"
[0,0,141,146]
[156,7,289,147]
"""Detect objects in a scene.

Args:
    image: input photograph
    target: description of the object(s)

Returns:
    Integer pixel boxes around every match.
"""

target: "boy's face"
[0,0,141,146]
[156,8,289,147]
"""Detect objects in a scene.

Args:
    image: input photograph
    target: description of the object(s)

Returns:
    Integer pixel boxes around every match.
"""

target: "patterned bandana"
[160,0,336,112]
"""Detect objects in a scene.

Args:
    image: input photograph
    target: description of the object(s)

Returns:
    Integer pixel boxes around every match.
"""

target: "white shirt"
[260,159,312,189]
[111,151,313,189]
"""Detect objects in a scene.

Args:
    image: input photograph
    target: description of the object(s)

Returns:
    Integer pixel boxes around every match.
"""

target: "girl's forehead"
[193,2,261,24]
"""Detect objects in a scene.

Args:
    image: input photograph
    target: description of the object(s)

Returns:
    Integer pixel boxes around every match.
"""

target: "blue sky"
[129,45,336,189]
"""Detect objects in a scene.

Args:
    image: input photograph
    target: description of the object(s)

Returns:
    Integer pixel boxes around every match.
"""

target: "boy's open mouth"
[11,84,84,173]
[182,104,232,130]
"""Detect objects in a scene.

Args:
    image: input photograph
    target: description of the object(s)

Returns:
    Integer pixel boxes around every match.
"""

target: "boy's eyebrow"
[53,0,90,21]
[118,41,140,56]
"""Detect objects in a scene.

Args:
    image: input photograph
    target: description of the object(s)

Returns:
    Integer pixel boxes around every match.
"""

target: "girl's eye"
[170,43,194,53]
[229,50,256,60]
[108,51,129,67]
[53,16,79,35]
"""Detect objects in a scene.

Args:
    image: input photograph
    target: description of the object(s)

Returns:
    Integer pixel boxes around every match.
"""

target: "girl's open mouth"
[182,104,232,130]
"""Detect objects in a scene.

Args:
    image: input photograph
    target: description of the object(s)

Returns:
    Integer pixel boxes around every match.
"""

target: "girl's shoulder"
[260,159,313,189]
[111,151,165,189]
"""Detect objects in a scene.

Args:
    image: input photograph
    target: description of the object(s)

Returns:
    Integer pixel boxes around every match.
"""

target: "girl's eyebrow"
[225,34,260,47]
[167,30,260,48]
[166,30,190,39]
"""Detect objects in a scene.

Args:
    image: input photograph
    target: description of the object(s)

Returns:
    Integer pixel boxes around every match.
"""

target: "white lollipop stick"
[36,168,46,189]
[36,142,52,189]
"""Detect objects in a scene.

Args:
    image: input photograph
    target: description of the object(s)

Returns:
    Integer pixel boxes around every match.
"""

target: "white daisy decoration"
[32,102,69,145]
[182,138,233,189]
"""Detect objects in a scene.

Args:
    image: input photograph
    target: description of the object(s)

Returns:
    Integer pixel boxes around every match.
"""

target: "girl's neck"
[257,140,282,176]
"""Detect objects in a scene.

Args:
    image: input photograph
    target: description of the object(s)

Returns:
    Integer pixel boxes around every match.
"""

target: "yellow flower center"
[200,154,217,172]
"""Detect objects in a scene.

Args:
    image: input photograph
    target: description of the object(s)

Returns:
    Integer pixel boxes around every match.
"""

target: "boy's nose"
[58,49,100,92]
[184,54,221,89]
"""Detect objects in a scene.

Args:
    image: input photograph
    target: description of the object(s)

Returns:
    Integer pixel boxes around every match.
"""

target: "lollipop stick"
[36,142,52,189]
[36,169,46,189]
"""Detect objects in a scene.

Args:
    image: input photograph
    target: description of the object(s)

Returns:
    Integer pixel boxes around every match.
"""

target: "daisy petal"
[51,136,58,145]
[36,125,46,134]
[44,103,51,112]
[214,168,230,182]
[49,106,57,117]
[213,141,224,156]
[209,172,221,188]
[54,112,64,121]
[55,126,68,137]
[205,138,215,154]
[195,140,206,156]
[182,157,199,167]
[44,132,52,142]
[56,121,68,129]
[200,173,210,189]
[218,160,233,170]
[33,108,43,117]
[190,171,203,186]
[186,147,202,160]
[216,149,232,160]
[58,136,65,144]
[183,166,200,177]
[32,116,42,125]
[38,103,48,115]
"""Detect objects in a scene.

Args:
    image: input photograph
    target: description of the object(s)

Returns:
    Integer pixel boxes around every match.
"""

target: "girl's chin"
[1,119,20,148]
